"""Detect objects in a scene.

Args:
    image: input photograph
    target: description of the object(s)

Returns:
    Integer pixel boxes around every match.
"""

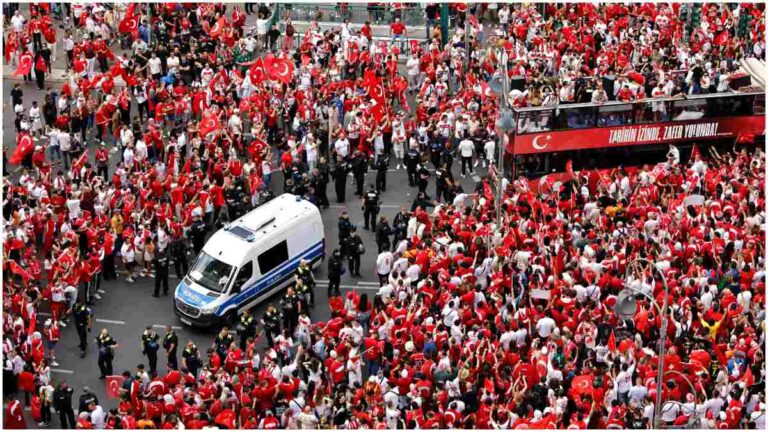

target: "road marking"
[358,281,379,286]
[52,369,75,374]
[472,175,481,182]
[380,205,400,208]
[95,319,126,325]
[315,282,379,291]
[153,324,183,330]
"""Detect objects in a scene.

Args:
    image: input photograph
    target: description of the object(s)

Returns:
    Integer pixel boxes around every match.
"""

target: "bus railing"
[514,91,765,135]
[279,3,425,27]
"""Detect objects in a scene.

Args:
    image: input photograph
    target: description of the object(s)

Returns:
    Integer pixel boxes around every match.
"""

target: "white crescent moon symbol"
[531,134,550,150]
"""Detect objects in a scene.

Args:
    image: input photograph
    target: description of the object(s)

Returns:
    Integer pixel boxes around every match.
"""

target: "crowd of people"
[2,2,766,430]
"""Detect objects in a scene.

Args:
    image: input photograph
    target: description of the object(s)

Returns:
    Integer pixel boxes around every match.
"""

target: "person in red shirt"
[390,17,406,49]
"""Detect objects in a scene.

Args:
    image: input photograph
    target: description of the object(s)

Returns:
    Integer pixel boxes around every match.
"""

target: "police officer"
[374,154,389,192]
[392,208,410,248]
[181,341,200,378]
[363,185,380,231]
[332,160,349,203]
[189,214,207,254]
[344,229,363,277]
[280,287,300,334]
[77,387,98,414]
[170,230,188,279]
[327,249,344,297]
[72,299,92,358]
[338,211,354,252]
[238,309,256,351]
[416,157,431,194]
[296,259,315,306]
[404,143,421,187]
[434,163,454,203]
[350,150,368,196]
[315,158,331,208]
[163,325,178,371]
[140,326,161,376]
[95,328,118,378]
[153,250,170,297]
[261,306,281,347]
[214,327,234,364]
[411,191,436,212]
[375,216,392,253]
[294,279,310,318]
[53,382,75,429]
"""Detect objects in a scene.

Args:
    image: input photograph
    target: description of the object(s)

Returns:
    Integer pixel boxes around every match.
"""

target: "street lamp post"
[618,258,670,429]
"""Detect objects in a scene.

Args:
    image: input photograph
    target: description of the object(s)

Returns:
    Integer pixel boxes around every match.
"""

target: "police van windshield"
[188,252,234,293]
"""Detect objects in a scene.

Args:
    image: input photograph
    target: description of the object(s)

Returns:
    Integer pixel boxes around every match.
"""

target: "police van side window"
[232,261,253,293]
[257,241,289,275]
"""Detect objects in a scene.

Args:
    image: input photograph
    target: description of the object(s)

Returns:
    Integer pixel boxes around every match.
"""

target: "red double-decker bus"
[508,91,765,183]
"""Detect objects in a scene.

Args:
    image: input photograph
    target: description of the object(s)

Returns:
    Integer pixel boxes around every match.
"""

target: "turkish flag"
[106,375,125,399]
[118,15,139,36]
[266,56,294,84]
[231,7,244,25]
[192,93,208,115]
[72,149,89,173]
[199,115,220,137]
[371,100,386,122]
[209,17,226,38]
[248,138,268,158]
[14,52,34,76]
[9,133,34,165]
[249,57,268,84]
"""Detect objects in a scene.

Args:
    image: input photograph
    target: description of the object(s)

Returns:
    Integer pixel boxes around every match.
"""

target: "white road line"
[358,281,379,286]
[380,205,401,208]
[344,285,380,291]
[52,369,75,374]
[316,279,329,284]
[472,175,481,182]
[153,324,183,330]
[95,318,126,325]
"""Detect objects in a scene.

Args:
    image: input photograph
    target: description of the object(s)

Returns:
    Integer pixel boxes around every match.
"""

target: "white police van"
[174,194,325,328]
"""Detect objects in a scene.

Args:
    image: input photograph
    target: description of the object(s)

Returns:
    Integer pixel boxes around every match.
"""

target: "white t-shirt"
[535,317,556,338]
[458,139,474,157]
[148,57,163,75]
[376,251,394,275]
[334,138,350,158]
[406,57,420,76]
[11,15,25,32]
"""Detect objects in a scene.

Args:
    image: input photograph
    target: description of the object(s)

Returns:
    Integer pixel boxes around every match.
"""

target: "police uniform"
[296,263,315,305]
[181,344,200,378]
[405,148,420,186]
[327,252,344,297]
[363,188,380,230]
[170,237,188,279]
[163,330,178,371]
[351,153,368,196]
[344,234,363,277]
[280,292,299,333]
[375,155,389,192]
[416,162,430,193]
[262,308,281,347]
[96,333,117,377]
[338,216,353,252]
[141,329,161,375]
[153,251,170,297]
[375,219,392,253]
[333,162,349,203]
[73,302,92,357]
[214,331,234,363]
[238,312,256,350]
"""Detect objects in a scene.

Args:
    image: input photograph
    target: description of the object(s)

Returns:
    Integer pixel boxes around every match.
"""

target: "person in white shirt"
[535,316,556,338]
[10,10,25,33]
[458,134,475,177]
[376,251,394,285]
[147,53,163,79]
[256,12,269,51]
[333,135,350,161]
[406,53,420,91]
[483,139,496,168]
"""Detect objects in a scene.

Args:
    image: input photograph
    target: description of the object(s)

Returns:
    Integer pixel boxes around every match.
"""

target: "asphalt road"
[3,78,492,426]
[2,10,492,426]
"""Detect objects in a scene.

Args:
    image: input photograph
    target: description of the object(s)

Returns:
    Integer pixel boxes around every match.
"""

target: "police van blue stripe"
[217,240,324,314]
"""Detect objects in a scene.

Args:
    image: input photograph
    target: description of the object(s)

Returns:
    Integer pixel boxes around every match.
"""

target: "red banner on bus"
[513,115,765,155]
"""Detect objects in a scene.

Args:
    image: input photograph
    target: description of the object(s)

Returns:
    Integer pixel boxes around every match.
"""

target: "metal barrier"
[288,31,425,58]
[280,3,425,26]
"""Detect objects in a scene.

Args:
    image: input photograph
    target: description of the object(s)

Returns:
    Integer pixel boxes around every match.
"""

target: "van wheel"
[223,310,238,328]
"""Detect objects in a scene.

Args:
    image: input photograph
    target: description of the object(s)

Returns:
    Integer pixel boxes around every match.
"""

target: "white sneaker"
[461,174,466,178]
[51,361,60,367]
[139,271,146,277]
[58,321,66,328]
[396,164,401,170]
[126,277,135,283]
[98,289,106,294]
[474,160,479,167]
[39,422,46,426]
[94,294,102,300]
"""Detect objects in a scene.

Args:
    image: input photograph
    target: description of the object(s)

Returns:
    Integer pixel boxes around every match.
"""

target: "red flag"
[690,144,700,160]
[736,133,755,144]
[249,57,268,84]
[125,3,138,17]
[364,70,386,103]
[14,52,34,76]
[565,160,575,180]
[9,260,32,282]
[231,6,243,25]
[607,330,617,353]
[248,138,268,158]
[266,57,294,84]
[72,149,89,173]
[199,115,220,137]
[209,17,226,38]
[371,101,386,122]
[9,133,34,165]
[118,15,139,36]
[106,375,125,399]
[483,181,493,201]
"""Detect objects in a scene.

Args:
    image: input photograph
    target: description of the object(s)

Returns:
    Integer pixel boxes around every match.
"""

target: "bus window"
[231,261,253,294]
[257,241,289,275]
[554,106,597,130]
[671,98,707,121]
[597,103,634,127]
[517,109,553,134]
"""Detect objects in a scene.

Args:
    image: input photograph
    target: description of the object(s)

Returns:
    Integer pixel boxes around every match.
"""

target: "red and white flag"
[199,115,220,138]
[118,15,139,36]
[14,52,33,76]
[249,57,268,84]
[72,149,89,173]
[105,375,125,399]
[266,57,294,84]
[9,133,34,165]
